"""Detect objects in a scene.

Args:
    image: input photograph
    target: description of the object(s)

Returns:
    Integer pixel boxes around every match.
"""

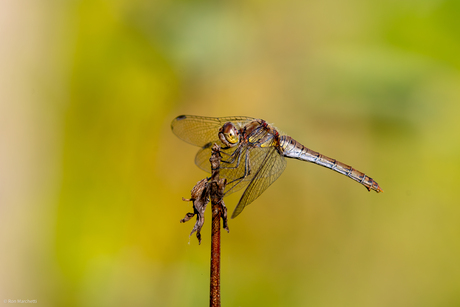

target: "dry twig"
[180,144,228,307]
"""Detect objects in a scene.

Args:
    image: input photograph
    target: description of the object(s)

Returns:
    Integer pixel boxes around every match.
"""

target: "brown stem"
[180,144,227,306]
[210,202,221,307]
[209,144,227,307]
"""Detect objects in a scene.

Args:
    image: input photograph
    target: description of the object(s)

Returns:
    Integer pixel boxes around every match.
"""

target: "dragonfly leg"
[220,145,245,169]
[220,145,253,179]
[224,149,252,194]
[220,151,238,165]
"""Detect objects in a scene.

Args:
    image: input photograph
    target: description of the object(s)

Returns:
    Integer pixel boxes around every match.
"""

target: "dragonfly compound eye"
[219,122,239,146]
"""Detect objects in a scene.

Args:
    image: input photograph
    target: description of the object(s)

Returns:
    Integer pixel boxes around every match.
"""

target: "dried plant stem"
[180,144,228,306]
[210,202,222,307]
[209,144,226,307]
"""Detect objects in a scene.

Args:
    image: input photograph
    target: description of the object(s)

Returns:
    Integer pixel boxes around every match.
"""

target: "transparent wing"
[171,115,256,147]
[231,147,287,218]
[195,143,274,195]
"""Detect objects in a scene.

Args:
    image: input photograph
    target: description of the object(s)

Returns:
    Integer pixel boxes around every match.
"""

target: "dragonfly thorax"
[219,122,240,147]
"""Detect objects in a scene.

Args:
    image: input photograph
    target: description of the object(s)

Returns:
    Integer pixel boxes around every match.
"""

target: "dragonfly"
[171,115,383,218]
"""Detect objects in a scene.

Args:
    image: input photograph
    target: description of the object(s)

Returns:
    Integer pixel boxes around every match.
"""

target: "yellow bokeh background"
[1,0,460,306]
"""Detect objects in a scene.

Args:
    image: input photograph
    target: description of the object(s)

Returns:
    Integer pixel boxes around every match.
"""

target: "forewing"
[171,115,255,147]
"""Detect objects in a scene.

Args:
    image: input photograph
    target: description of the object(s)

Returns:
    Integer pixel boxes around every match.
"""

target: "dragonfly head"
[219,122,240,147]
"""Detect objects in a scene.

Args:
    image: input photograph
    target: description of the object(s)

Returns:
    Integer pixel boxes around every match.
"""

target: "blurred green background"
[1,0,460,306]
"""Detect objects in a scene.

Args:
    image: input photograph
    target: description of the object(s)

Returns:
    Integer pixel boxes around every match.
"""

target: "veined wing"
[195,143,276,195]
[171,115,255,147]
[231,146,287,218]
[194,120,274,173]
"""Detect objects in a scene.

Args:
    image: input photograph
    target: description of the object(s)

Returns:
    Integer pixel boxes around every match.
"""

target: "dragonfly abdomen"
[279,135,383,193]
